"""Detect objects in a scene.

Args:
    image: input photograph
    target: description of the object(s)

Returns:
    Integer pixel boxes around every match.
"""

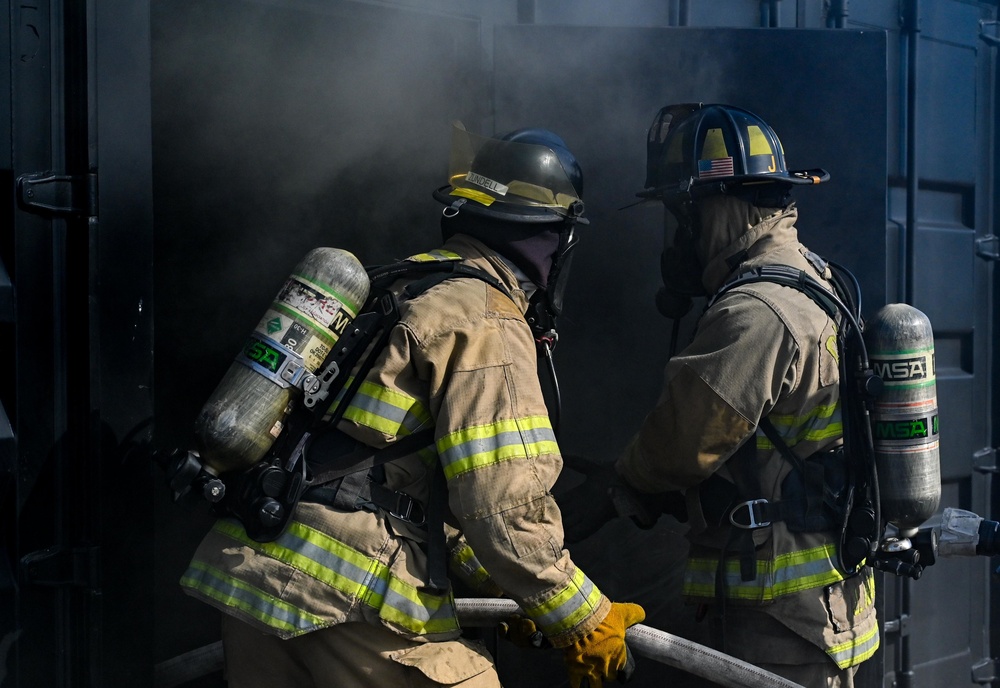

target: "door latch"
[16,171,97,218]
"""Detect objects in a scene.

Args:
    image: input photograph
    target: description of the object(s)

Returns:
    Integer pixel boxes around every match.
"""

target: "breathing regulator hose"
[455,598,805,688]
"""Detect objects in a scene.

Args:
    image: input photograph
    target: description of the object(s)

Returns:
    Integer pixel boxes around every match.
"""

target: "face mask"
[655,203,706,319]
[526,224,578,341]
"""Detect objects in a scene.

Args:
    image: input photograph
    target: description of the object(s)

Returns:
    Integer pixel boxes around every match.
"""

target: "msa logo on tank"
[243,337,288,374]
[873,354,933,383]
[869,348,938,446]
[874,415,939,441]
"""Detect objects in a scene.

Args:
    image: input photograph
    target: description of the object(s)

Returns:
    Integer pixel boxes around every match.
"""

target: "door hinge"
[20,545,100,589]
[980,20,1000,48]
[976,235,1000,263]
[16,171,98,218]
[973,447,998,474]
[972,657,1000,684]
[883,613,911,636]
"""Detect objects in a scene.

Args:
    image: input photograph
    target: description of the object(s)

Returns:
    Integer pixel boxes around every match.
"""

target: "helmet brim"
[636,167,830,200]
[433,186,589,225]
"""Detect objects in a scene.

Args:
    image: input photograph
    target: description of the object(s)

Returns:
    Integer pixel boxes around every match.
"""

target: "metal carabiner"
[729,498,771,529]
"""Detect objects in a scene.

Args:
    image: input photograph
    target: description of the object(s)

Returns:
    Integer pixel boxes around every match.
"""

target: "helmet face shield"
[645,102,705,190]
[442,123,585,220]
[545,225,578,317]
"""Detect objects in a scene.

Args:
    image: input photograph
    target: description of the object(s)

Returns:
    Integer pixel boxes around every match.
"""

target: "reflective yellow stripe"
[341,380,432,436]
[215,519,388,604]
[683,543,845,601]
[450,542,494,588]
[437,415,558,480]
[523,567,604,637]
[406,249,462,263]
[757,402,843,449]
[827,623,880,668]
[181,560,326,634]
[194,519,460,636]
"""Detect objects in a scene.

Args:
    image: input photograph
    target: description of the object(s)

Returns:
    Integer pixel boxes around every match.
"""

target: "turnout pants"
[221,614,502,688]
[707,606,859,688]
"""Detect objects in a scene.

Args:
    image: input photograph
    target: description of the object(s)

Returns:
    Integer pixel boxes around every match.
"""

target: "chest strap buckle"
[729,499,772,529]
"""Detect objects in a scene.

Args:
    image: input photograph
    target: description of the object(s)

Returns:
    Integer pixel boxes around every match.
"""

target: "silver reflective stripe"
[281,525,390,601]
[759,403,843,448]
[437,416,558,480]
[524,568,604,637]
[341,381,430,437]
[381,579,459,634]
[438,427,546,469]
[204,519,461,636]
[827,624,880,668]
[684,544,844,601]
[181,560,324,635]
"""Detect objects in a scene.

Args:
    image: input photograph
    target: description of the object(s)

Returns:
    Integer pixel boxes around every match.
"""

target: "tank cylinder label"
[869,358,939,451]
[871,350,935,387]
[253,276,358,372]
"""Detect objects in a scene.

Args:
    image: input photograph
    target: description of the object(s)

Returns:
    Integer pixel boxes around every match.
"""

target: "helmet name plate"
[465,171,509,196]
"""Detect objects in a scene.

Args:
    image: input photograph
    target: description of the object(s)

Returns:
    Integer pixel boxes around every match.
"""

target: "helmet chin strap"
[526,221,579,439]
[526,289,562,437]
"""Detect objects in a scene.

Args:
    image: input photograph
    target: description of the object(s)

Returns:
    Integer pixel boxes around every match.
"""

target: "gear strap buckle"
[387,491,426,526]
[729,498,771,529]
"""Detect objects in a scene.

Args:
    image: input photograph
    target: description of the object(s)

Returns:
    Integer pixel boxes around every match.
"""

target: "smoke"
[148,0,886,523]
[153,0,488,254]
[151,0,493,441]
[149,5,888,682]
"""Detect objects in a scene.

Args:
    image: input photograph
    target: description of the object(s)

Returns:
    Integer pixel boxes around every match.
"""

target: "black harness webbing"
[707,259,859,643]
[301,262,515,594]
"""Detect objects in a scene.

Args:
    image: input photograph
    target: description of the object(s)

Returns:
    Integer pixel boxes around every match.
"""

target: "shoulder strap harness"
[222,252,516,592]
[704,254,881,601]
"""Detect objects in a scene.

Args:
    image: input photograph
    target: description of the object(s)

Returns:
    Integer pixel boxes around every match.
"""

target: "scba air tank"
[194,248,370,475]
[864,303,941,536]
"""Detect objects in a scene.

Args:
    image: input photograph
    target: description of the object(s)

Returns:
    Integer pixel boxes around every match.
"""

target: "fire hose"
[154,598,804,688]
[454,598,803,688]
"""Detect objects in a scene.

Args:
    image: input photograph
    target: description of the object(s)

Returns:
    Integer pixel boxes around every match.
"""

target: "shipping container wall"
[2,1,996,687]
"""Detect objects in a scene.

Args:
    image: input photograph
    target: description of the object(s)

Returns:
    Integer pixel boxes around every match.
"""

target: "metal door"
[4,0,156,685]
[491,24,888,688]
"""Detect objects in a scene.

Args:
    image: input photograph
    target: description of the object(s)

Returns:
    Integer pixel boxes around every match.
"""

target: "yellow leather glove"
[498,615,550,649]
[563,602,645,688]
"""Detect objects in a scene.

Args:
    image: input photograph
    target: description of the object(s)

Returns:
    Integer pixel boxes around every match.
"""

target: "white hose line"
[455,598,805,688]
[154,599,806,688]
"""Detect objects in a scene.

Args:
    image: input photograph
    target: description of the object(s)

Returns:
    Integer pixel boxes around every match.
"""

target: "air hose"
[455,598,805,688]
[154,598,805,688]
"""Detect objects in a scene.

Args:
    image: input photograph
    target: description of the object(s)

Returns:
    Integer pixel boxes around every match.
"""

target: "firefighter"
[559,104,878,687]
[180,123,644,688]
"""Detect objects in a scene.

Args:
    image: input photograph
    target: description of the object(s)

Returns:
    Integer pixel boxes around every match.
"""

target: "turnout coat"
[182,234,609,650]
[617,201,879,670]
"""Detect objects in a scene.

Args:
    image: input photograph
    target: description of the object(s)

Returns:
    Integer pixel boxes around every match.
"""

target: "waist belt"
[727,495,820,530]
[301,472,427,526]
[304,429,450,593]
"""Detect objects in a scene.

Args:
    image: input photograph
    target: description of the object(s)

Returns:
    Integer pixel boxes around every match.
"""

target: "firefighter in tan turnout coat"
[180,125,644,688]
[560,104,878,687]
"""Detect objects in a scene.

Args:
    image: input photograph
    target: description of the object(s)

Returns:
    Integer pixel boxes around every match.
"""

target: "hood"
[439,233,532,313]
[696,196,801,293]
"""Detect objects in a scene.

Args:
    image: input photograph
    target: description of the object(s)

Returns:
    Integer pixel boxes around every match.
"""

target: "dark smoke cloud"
[149,8,887,685]
[152,0,493,439]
